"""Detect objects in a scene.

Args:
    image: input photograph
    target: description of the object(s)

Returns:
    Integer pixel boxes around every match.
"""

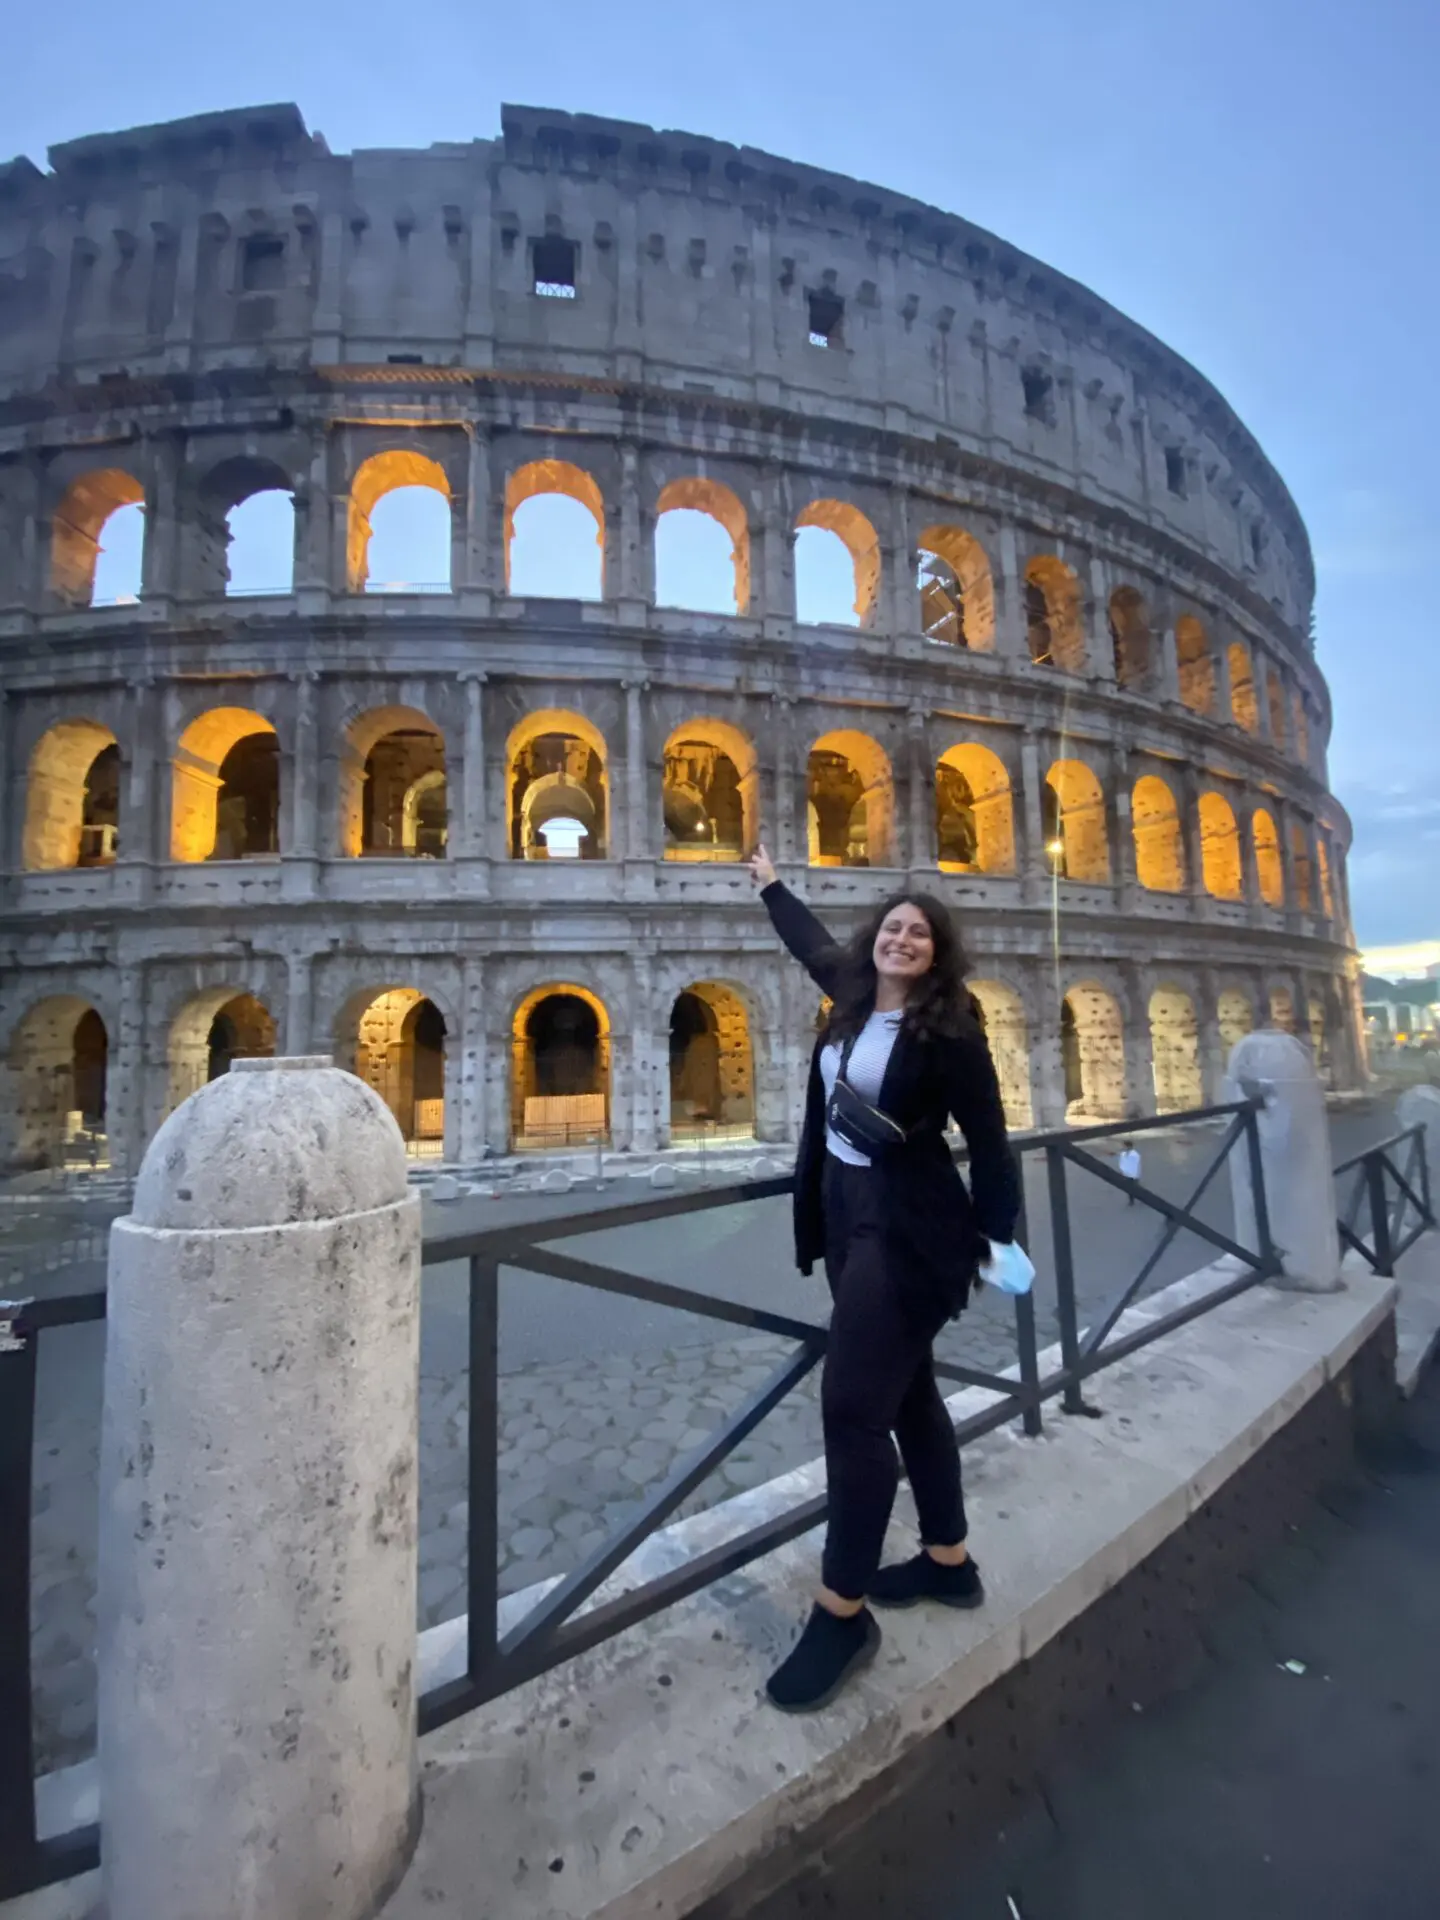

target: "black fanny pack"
[826,1030,919,1156]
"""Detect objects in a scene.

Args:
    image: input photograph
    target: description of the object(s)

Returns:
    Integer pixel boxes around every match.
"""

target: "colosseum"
[0,102,1364,1180]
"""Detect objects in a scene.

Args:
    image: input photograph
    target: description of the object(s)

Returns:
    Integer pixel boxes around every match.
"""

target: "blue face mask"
[980,1240,1035,1296]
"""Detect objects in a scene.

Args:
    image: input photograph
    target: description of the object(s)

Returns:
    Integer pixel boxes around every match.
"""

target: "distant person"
[748,844,1020,1712]
[1118,1138,1142,1203]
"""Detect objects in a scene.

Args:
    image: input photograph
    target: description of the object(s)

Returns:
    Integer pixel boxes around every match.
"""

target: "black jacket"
[763,880,1021,1319]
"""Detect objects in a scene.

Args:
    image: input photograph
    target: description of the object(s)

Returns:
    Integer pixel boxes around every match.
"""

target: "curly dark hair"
[822,891,982,1044]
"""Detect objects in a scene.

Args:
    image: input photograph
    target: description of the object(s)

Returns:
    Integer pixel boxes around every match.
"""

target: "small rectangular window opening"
[387,353,424,365]
[532,236,578,299]
[240,235,286,293]
[1250,524,1265,567]
[1021,366,1054,423]
[1165,447,1187,496]
[807,289,845,349]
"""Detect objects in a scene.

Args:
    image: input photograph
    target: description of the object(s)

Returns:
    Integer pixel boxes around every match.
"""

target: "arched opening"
[347,450,452,594]
[1217,989,1255,1058]
[935,743,1015,873]
[50,469,145,607]
[1266,668,1287,745]
[807,730,895,868]
[168,989,276,1113]
[507,711,608,861]
[1061,985,1126,1122]
[23,721,120,870]
[662,721,756,862]
[1290,823,1315,912]
[1268,986,1296,1034]
[505,460,605,600]
[1149,987,1202,1112]
[1308,992,1331,1084]
[1292,693,1310,765]
[192,456,296,597]
[1198,791,1243,900]
[511,986,611,1149]
[795,500,881,628]
[1109,587,1151,689]
[1043,760,1110,883]
[1174,615,1214,715]
[655,478,750,614]
[1253,808,1284,907]
[171,708,280,862]
[341,707,448,858]
[1229,641,1259,732]
[915,524,995,650]
[968,981,1032,1129]
[669,983,755,1140]
[1132,774,1186,893]
[1024,556,1085,673]
[348,988,447,1153]
[1316,839,1335,919]
[3,998,110,1172]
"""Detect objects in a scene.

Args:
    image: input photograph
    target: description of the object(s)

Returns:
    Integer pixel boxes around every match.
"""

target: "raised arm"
[749,845,846,998]
[945,1026,1022,1245]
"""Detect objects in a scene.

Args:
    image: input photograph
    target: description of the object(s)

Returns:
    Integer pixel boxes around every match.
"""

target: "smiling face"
[872,900,937,992]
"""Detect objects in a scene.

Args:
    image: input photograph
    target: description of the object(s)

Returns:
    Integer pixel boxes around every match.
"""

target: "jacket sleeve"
[946,1027,1022,1245]
[760,880,846,998]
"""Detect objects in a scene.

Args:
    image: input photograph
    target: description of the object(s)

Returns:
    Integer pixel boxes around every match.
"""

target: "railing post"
[1243,1103,1277,1273]
[0,1305,38,1897]
[1366,1152,1396,1277]
[467,1253,501,1688]
[1046,1144,1087,1414]
[1009,1144,1043,1435]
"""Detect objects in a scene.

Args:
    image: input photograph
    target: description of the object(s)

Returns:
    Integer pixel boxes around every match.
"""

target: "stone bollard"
[1397,1084,1440,1200]
[97,1057,422,1920]
[1224,1029,1342,1292]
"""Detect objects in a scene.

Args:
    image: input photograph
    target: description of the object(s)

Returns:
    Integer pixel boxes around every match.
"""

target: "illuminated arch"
[1175,615,1214,715]
[1228,641,1259,732]
[510,983,613,1149]
[49,468,145,607]
[1289,821,1314,912]
[795,499,881,627]
[1149,986,1202,1112]
[968,980,1032,1128]
[1061,983,1126,1121]
[807,728,895,868]
[167,988,276,1114]
[339,704,447,858]
[335,986,447,1149]
[347,450,452,593]
[669,981,755,1138]
[1268,985,1296,1033]
[3,996,109,1172]
[506,709,609,860]
[1265,667,1287,745]
[23,719,120,870]
[1132,775,1186,893]
[1024,556,1085,673]
[935,743,1015,873]
[916,523,995,649]
[1316,838,1335,919]
[1109,586,1151,689]
[505,459,606,598]
[1217,988,1256,1056]
[1292,693,1311,764]
[1252,808,1284,907]
[171,707,279,862]
[655,477,751,614]
[1198,791,1243,900]
[662,717,758,860]
[1043,759,1110,883]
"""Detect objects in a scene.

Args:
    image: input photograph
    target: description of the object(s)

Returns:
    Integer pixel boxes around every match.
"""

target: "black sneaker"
[867,1552,984,1611]
[765,1604,881,1713]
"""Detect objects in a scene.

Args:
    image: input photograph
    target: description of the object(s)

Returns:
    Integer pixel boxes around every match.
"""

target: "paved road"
[785,1352,1440,1920]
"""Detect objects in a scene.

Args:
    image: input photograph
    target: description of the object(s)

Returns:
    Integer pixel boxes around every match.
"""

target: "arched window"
[1266,667,1287,745]
[3,997,111,1173]
[935,744,1014,873]
[23,720,120,870]
[511,987,611,1148]
[1175,615,1215,715]
[506,460,605,600]
[1109,587,1151,689]
[168,988,276,1112]
[655,478,749,614]
[1229,641,1259,732]
[171,708,279,862]
[1292,693,1311,766]
[1253,808,1284,907]
[669,984,754,1139]
[1217,989,1255,1056]
[1149,987,1202,1112]
[1289,821,1314,912]
[344,987,447,1152]
[1132,775,1186,893]
[347,450,452,593]
[1198,791,1243,900]
[50,469,146,607]
[1044,760,1110,882]
[663,721,756,861]
[968,982,1032,1128]
[1061,985,1127,1121]
[345,707,448,858]
[1025,557,1085,673]
[507,711,608,860]
[795,500,881,628]
[1268,986,1296,1033]
[191,456,296,597]
[807,730,894,868]
[915,524,995,649]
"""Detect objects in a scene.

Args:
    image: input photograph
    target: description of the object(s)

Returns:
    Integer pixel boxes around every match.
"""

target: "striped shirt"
[820,1008,905,1166]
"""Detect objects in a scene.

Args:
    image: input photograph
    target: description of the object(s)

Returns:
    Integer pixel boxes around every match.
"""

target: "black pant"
[820,1157,967,1600]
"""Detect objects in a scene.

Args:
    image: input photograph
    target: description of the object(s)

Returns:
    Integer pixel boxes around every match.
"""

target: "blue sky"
[7,0,1436,957]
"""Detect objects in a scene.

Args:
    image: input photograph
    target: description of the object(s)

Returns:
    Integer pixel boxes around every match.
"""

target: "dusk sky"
[6,0,1436,963]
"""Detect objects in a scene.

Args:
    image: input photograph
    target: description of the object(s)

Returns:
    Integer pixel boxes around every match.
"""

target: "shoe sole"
[766,1614,882,1715]
[868,1585,986,1612]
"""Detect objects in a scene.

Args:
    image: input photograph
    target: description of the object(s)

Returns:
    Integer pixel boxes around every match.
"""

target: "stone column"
[284,671,320,883]
[1214,640,1234,728]
[1029,963,1068,1130]
[622,678,651,863]
[1120,966,1157,1119]
[905,705,933,873]
[615,442,651,620]
[1155,625,1181,704]
[629,951,661,1153]
[293,433,333,610]
[1178,763,1206,902]
[458,955,488,1163]
[1195,967,1228,1102]
[104,964,148,1179]
[1109,740,1137,910]
[1017,728,1048,905]
[769,694,804,867]
[0,685,12,876]
[98,1058,421,1920]
[754,465,796,633]
[140,438,183,607]
[1254,649,1275,746]
[1224,1030,1341,1290]
[284,953,314,1056]
[994,524,1030,664]
[1237,792,1262,913]
[459,429,494,601]
[884,485,917,639]
[456,671,489,867]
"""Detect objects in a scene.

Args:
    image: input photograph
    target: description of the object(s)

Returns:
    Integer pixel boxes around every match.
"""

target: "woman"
[750,845,1020,1712]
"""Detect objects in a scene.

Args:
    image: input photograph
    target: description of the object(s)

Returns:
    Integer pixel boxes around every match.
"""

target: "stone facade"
[0,103,1362,1176]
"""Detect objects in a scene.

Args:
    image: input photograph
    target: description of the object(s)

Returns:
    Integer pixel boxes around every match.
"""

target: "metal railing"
[1334,1124,1434,1275]
[0,1096,1287,1897]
